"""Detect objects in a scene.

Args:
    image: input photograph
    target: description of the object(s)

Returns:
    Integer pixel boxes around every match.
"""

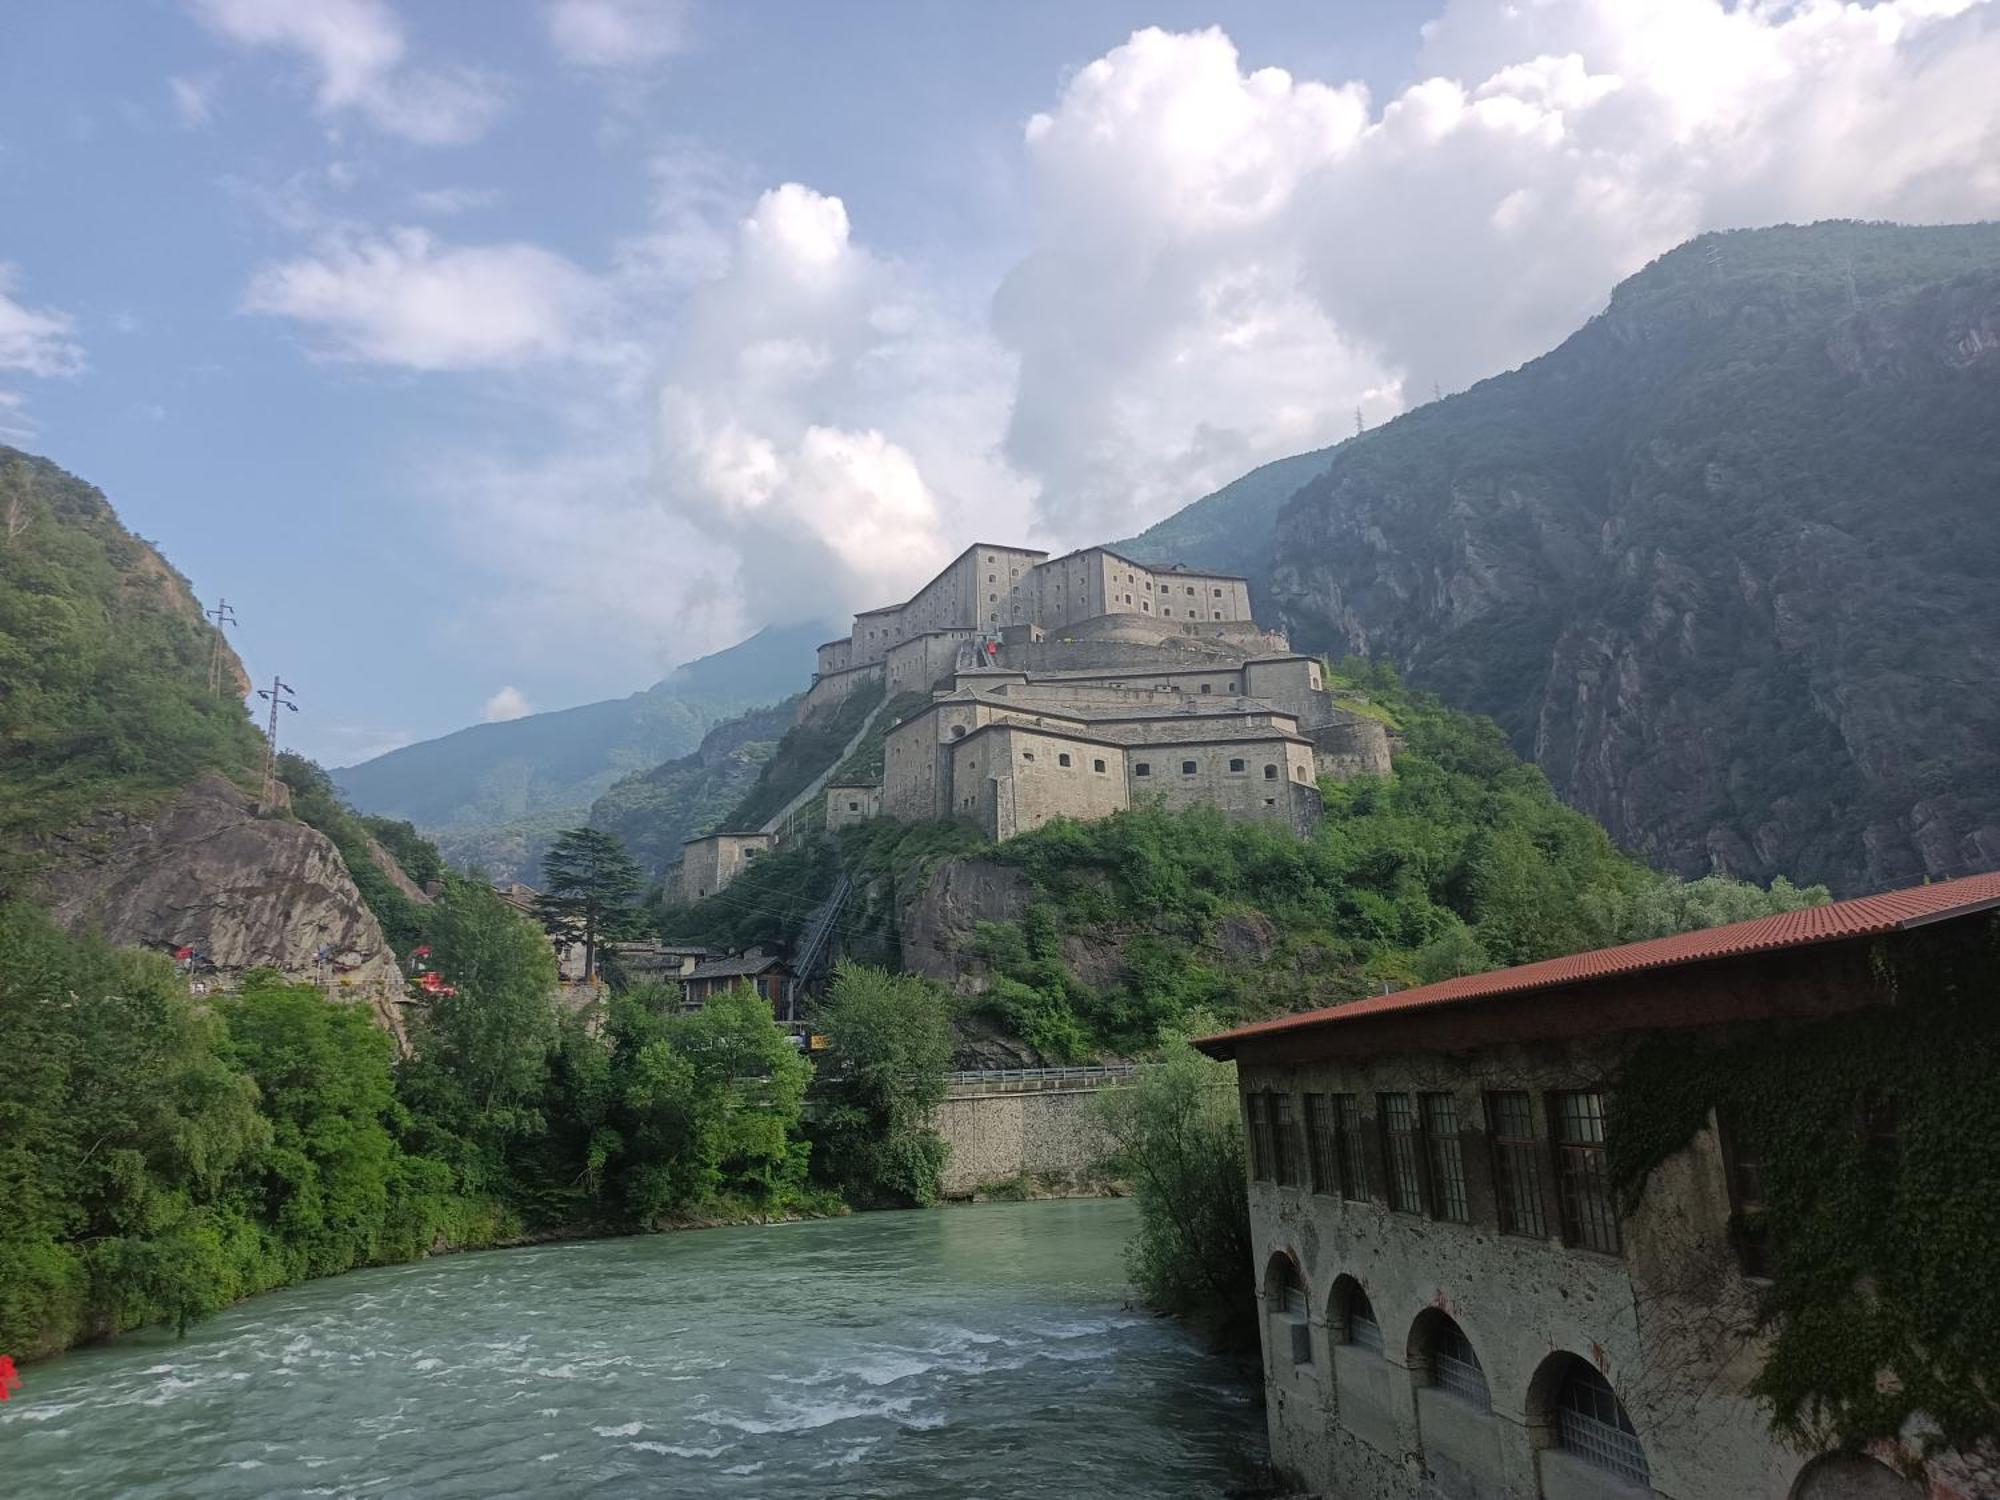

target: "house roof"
[1196,870,2000,1057]
[687,953,787,980]
[1042,544,1251,583]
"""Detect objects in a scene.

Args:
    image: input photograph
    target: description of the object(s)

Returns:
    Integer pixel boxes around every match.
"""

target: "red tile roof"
[1197,870,2000,1055]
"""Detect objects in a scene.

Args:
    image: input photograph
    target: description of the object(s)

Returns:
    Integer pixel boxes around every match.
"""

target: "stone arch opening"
[1328,1274,1382,1354]
[1407,1308,1490,1410]
[1527,1352,1650,1492]
[1264,1251,1312,1368]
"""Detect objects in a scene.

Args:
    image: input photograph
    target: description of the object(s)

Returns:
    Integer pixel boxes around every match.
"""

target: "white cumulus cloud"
[243,228,603,370]
[481,685,532,721]
[546,0,691,68]
[187,0,505,145]
[995,4,2000,538]
[0,266,85,379]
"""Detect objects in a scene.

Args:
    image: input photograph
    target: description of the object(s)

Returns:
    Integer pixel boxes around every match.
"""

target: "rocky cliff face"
[36,773,410,1034]
[1132,222,2000,894]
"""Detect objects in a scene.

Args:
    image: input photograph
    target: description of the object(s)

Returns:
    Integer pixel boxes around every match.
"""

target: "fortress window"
[1381,1093,1425,1212]
[1093,759,1107,773]
[1553,1091,1621,1255]
[1134,762,1151,777]
[1265,764,1278,778]
[988,573,995,582]
[1213,611,1223,620]
[1021,750,1035,761]
[847,801,860,813]
[1144,580,1152,590]
[1186,585,1196,595]
[1489,1091,1548,1238]
[1201,683,1212,694]
[989,593,997,602]
[1057,752,1073,767]
[1162,608,1171,617]
[1141,601,1150,612]
[1420,1093,1470,1223]
[1296,765,1308,781]
[1181,760,1197,775]
[950,725,966,739]
[1213,587,1223,596]
[1124,593,1133,604]
[1229,758,1246,773]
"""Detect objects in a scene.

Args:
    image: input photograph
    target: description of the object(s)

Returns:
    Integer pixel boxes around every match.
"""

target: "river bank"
[0,1199,1268,1498]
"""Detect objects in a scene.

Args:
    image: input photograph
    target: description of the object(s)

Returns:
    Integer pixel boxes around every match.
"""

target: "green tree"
[807,962,954,1206]
[1098,1022,1255,1347]
[398,882,559,1192]
[537,826,644,980]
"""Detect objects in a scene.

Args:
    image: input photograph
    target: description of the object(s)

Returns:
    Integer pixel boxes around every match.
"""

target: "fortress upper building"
[797,543,1395,850]
[816,544,1256,676]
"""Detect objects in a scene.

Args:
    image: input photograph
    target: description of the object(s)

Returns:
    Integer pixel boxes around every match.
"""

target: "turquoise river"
[0,1198,1268,1497]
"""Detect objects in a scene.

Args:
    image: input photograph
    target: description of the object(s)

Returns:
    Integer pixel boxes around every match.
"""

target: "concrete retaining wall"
[931,1086,1123,1197]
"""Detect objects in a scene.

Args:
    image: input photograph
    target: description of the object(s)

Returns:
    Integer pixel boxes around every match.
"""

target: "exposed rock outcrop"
[898,857,1031,987]
[36,773,409,1035]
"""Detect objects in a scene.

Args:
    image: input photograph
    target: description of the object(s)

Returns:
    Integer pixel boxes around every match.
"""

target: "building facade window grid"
[1489,1090,1548,1238]
[1553,1090,1622,1254]
[1272,1092,1301,1187]
[1556,1365,1650,1486]
[1380,1093,1426,1213]
[1304,1094,1339,1195]
[1431,1325,1490,1409]
[1419,1092,1470,1223]
[1246,1093,1272,1181]
[1335,1094,1369,1200]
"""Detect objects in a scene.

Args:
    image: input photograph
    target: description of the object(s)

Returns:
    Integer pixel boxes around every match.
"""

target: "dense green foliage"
[968,663,1823,1057]
[588,699,793,878]
[1098,1024,1255,1345]
[722,678,887,831]
[535,826,645,977]
[0,884,828,1362]
[827,690,931,786]
[0,903,485,1359]
[806,964,955,1207]
[1607,920,2000,1455]
[0,448,264,850]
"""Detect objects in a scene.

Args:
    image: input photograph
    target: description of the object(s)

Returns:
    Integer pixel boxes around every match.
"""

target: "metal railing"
[943,1063,1142,1093]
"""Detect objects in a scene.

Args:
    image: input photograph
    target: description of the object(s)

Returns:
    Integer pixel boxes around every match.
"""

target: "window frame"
[1419,1092,1470,1224]
[1380,1092,1426,1214]
[1487,1090,1549,1239]
[1551,1090,1622,1255]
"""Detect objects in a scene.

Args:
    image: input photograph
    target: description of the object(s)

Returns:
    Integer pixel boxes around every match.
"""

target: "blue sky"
[3,1,1997,765]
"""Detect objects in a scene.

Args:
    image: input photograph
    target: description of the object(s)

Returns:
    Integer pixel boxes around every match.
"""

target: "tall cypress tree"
[536,827,644,981]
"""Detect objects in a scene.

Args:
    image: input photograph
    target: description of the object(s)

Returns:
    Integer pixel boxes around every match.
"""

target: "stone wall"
[955,722,1130,840]
[1126,733,1319,827]
[799,660,883,721]
[931,1084,1124,1196]
[1312,714,1395,780]
[669,832,773,904]
[1237,1032,1805,1500]
[885,630,975,696]
[824,782,881,830]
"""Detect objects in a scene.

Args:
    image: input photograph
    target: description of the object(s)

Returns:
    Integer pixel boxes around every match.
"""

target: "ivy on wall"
[1607,917,2000,1456]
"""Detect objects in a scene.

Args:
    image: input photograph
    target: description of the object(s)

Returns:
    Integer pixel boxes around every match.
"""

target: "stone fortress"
[814,543,1393,845]
[667,542,1393,905]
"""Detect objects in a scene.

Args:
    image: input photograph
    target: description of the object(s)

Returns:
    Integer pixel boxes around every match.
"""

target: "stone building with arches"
[1198,872,2000,1500]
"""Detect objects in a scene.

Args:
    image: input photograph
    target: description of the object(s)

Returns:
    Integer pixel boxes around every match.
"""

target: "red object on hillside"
[411,944,432,960]
[0,1353,20,1401]
[1200,869,2000,1052]
[414,970,457,997]
[173,944,194,962]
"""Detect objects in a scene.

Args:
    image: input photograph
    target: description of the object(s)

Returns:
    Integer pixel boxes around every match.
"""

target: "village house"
[1196,871,2000,1500]
[680,949,795,1021]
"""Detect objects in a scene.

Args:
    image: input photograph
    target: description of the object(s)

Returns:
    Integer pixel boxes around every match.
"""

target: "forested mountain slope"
[334,620,832,881]
[1125,222,2000,893]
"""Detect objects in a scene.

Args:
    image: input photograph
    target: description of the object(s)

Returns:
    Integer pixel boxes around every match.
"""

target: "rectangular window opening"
[1553,1091,1621,1255]
[1420,1093,1470,1223]
[1381,1093,1425,1213]
[1489,1090,1548,1238]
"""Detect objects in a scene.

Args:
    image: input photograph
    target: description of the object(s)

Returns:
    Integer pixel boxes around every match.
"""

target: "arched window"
[1264,764,1278,779]
[1330,1276,1383,1353]
[1408,1310,1489,1410]
[1533,1354,1650,1489]
[1265,1254,1313,1367]
[950,724,966,739]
